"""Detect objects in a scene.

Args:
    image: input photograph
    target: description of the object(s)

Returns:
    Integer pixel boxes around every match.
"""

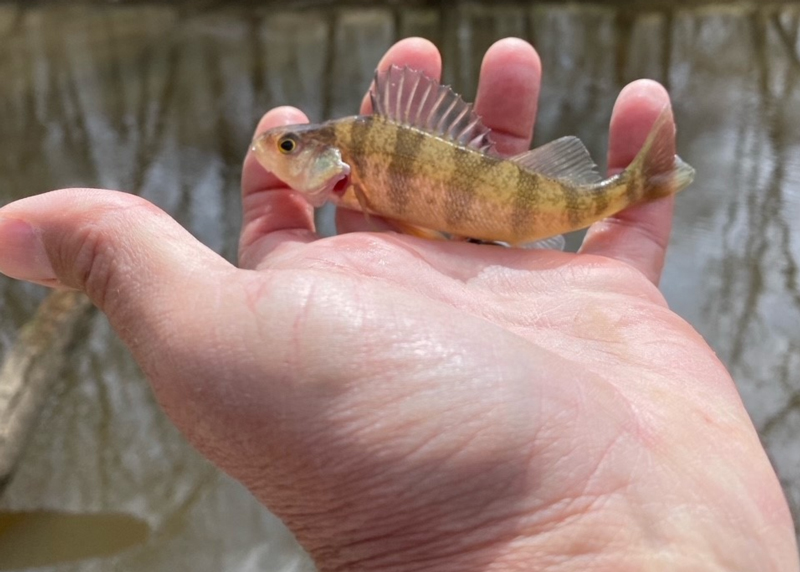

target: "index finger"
[240,106,317,270]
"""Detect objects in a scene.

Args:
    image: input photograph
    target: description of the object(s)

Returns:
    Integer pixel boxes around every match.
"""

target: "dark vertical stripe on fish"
[349,117,372,180]
[387,125,426,214]
[562,181,582,226]
[513,168,540,235]
[313,124,338,147]
[445,146,483,228]
[331,120,353,151]
[624,171,641,203]
[591,182,610,216]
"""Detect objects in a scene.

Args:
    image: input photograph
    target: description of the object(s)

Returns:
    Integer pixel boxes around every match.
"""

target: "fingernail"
[0,216,56,282]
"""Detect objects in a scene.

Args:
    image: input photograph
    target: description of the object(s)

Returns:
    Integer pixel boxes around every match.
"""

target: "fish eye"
[278,135,298,154]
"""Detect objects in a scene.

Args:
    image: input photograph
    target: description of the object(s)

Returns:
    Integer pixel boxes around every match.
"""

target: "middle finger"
[474,38,542,157]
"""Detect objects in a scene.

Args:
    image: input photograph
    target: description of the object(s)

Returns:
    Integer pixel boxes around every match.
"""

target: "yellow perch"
[252,65,695,247]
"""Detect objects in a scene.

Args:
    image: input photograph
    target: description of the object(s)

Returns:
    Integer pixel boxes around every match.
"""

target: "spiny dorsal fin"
[511,137,602,185]
[370,65,495,153]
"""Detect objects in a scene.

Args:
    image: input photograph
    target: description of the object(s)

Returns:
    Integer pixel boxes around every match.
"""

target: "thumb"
[0,187,234,345]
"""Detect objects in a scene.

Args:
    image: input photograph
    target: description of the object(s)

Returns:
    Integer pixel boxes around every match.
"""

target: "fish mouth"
[332,174,350,197]
[305,172,350,207]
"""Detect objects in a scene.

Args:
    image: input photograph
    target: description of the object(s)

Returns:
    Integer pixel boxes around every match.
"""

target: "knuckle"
[53,202,140,311]
[72,223,117,309]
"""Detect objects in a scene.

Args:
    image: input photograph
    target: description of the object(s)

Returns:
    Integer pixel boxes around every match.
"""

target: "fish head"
[251,124,351,207]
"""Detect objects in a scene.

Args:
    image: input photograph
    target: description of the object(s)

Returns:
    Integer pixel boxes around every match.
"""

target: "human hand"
[0,37,796,572]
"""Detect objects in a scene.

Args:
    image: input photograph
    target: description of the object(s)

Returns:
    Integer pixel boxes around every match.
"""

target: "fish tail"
[625,107,695,201]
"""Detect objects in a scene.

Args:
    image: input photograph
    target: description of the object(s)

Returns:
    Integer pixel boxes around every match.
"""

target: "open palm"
[0,38,795,571]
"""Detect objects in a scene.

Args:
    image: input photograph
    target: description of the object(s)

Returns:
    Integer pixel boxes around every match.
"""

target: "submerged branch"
[0,291,93,493]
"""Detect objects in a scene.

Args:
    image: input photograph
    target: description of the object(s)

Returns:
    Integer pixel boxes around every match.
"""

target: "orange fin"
[387,219,448,241]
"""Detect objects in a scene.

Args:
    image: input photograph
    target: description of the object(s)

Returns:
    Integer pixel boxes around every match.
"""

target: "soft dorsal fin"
[511,137,602,185]
[370,65,495,153]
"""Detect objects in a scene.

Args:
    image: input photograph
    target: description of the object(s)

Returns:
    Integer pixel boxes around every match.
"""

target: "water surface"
[0,2,798,569]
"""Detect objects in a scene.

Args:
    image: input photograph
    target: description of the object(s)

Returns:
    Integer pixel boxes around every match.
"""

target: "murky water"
[0,512,149,569]
[0,2,798,570]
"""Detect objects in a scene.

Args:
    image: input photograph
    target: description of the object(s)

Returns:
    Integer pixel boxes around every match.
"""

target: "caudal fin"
[626,107,696,201]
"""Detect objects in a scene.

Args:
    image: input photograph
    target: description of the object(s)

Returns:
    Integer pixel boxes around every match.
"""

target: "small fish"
[252,65,695,248]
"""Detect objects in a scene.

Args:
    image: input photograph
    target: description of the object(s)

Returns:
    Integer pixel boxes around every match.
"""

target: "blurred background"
[0,0,798,569]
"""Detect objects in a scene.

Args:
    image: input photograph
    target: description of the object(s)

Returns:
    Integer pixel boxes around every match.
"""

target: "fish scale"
[252,65,695,247]
[331,116,565,240]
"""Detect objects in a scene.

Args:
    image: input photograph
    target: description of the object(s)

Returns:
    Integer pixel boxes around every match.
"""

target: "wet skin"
[0,38,797,572]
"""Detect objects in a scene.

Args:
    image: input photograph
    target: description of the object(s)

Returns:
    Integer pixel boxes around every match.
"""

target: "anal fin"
[462,235,566,251]
[387,219,448,241]
[519,234,566,251]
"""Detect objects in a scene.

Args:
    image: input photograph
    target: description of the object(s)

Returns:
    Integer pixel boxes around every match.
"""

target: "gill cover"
[252,127,350,207]
[299,145,351,207]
